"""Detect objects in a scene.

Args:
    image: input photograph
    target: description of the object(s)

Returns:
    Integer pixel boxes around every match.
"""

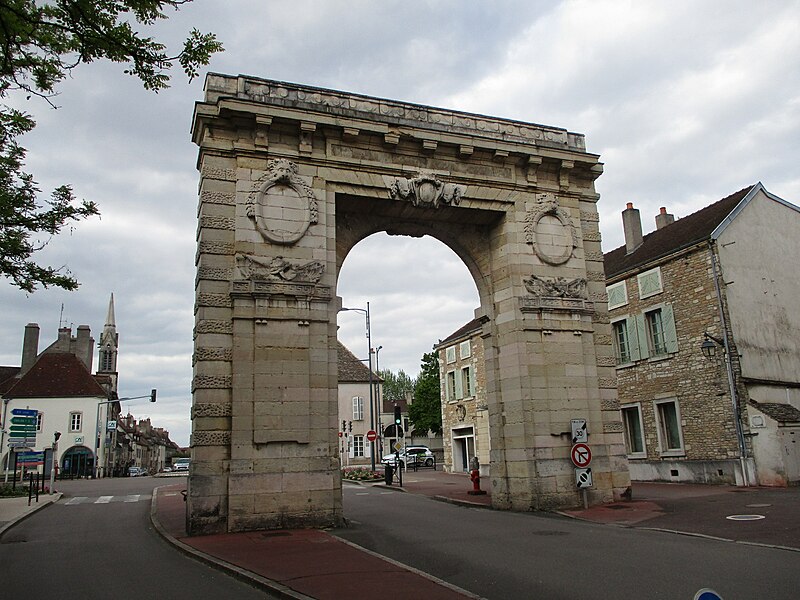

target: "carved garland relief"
[236,253,324,284]
[247,158,318,245]
[524,193,578,265]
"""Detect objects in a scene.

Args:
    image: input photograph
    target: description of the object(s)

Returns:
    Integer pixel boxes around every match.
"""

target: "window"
[621,404,645,457]
[655,399,684,455]
[461,365,475,398]
[446,346,456,364]
[36,412,43,432]
[637,267,663,299]
[352,396,364,420]
[446,371,457,401]
[459,340,471,359]
[612,320,632,364]
[352,435,365,457]
[646,308,667,355]
[606,281,628,310]
[70,412,82,432]
[100,344,114,371]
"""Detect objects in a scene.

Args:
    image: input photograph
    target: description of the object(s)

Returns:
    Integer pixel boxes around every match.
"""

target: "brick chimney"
[622,202,643,254]
[20,323,40,375]
[655,206,675,230]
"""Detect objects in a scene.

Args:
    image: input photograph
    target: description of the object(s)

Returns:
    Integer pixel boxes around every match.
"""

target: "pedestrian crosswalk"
[62,494,151,505]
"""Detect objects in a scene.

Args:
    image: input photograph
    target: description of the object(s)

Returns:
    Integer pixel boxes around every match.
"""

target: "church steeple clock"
[98,293,119,393]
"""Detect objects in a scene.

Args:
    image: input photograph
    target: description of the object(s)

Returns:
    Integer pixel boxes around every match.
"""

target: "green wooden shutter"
[662,303,678,353]
[468,365,476,396]
[626,316,641,361]
[635,313,650,359]
[455,369,464,399]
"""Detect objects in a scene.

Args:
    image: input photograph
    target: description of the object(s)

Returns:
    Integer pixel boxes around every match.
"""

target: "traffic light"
[150,389,157,402]
[348,421,352,432]
[342,420,346,432]
[394,406,402,426]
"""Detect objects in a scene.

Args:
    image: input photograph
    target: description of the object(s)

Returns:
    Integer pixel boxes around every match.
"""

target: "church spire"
[98,294,119,391]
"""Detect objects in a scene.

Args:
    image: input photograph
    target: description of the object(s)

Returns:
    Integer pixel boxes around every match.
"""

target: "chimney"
[76,325,94,370]
[53,327,72,352]
[622,202,643,254]
[655,206,675,230]
[21,323,40,374]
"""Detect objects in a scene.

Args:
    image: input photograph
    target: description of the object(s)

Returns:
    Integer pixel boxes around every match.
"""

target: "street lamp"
[699,331,748,485]
[94,390,156,479]
[339,303,376,471]
[373,345,383,455]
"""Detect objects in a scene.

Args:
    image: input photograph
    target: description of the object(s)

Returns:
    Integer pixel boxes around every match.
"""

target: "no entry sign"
[366,430,377,442]
[571,443,592,468]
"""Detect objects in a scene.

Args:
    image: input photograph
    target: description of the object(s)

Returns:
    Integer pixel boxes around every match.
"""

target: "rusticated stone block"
[192,403,233,418]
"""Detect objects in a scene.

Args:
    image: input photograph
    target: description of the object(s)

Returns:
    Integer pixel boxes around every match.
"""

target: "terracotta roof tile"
[3,353,107,398]
[604,185,754,279]
[337,341,378,383]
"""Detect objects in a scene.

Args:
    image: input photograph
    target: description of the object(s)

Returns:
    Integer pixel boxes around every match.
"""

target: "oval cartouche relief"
[247,159,318,245]
[525,193,577,265]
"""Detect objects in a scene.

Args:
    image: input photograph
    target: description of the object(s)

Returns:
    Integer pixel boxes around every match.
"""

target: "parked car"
[128,466,147,477]
[381,445,435,468]
[172,458,190,472]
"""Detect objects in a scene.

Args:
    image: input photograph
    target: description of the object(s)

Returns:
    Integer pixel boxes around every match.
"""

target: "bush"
[0,484,29,498]
[342,467,383,482]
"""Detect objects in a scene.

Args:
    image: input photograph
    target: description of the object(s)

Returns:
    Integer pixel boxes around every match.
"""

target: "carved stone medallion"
[524,193,578,265]
[247,159,318,245]
[388,172,465,209]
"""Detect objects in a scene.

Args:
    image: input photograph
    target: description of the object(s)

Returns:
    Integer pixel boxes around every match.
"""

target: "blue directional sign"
[11,408,38,417]
[694,589,723,600]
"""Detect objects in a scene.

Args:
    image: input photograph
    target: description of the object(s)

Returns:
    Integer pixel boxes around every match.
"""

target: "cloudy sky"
[1,1,797,446]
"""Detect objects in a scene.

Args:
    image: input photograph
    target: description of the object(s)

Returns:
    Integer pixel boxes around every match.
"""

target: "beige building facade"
[605,184,800,486]
[189,74,629,534]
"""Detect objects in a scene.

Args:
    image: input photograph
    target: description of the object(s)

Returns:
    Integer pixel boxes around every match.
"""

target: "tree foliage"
[379,368,414,406]
[0,0,222,292]
[409,349,442,435]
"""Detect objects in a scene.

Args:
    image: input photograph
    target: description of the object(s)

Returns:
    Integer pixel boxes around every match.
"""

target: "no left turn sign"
[571,443,592,468]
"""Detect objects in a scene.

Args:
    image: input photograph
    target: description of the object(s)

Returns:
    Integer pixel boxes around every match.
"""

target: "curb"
[149,485,313,600]
[0,492,63,537]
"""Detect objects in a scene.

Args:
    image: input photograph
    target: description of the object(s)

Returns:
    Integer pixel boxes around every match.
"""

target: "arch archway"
[188,75,630,535]
[60,446,94,479]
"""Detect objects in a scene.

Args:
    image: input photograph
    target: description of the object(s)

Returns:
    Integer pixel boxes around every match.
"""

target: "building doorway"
[61,446,94,479]
[452,426,475,472]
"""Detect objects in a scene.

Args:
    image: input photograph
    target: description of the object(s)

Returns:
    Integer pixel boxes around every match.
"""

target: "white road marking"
[123,495,140,503]
[96,496,113,504]
[65,496,87,505]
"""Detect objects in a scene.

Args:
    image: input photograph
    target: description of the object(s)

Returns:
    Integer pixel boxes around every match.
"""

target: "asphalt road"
[336,483,800,600]
[0,476,268,600]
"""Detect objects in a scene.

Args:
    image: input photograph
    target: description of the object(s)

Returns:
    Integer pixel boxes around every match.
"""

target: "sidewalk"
[0,491,62,537]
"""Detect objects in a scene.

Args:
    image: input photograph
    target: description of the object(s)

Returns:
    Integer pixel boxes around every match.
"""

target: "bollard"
[384,464,393,485]
[468,456,487,496]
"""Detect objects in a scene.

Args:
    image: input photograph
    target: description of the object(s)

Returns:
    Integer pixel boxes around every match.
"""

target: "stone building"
[336,341,381,467]
[604,183,800,486]
[435,316,490,476]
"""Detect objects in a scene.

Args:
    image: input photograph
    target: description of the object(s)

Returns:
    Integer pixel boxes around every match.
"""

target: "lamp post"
[700,331,748,485]
[94,389,156,479]
[373,345,383,455]
[339,303,376,471]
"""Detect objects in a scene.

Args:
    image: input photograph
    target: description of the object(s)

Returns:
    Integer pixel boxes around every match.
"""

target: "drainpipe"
[708,241,749,485]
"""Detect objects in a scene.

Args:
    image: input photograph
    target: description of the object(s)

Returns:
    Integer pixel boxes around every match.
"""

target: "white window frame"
[645,307,668,356]
[612,317,633,365]
[446,346,456,364]
[459,340,471,359]
[621,403,646,458]
[606,281,628,310]
[446,371,457,401]
[352,435,365,457]
[461,365,475,398]
[70,411,82,433]
[637,267,663,299]
[654,398,685,456]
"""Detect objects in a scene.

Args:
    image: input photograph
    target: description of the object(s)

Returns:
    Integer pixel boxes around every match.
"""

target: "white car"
[381,446,435,468]
[172,459,190,472]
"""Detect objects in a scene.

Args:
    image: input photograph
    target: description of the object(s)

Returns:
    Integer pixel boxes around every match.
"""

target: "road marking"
[96,496,113,504]
[123,495,140,503]
[65,496,87,505]
[62,494,152,505]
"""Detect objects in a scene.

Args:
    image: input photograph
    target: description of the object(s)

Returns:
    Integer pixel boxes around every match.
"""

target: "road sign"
[17,451,45,465]
[8,442,32,448]
[366,430,377,442]
[571,419,587,443]
[11,408,37,417]
[393,441,403,451]
[693,589,724,600]
[11,416,35,425]
[571,443,592,468]
[575,467,593,489]
[10,425,36,432]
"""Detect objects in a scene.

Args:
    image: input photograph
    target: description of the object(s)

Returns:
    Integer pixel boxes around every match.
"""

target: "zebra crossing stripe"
[96,496,113,504]
[65,496,87,505]
[123,495,140,503]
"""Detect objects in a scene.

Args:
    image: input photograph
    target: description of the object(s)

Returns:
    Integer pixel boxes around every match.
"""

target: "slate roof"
[2,353,107,398]
[750,401,800,424]
[0,366,20,393]
[604,185,755,280]
[337,341,379,383]
[437,317,482,348]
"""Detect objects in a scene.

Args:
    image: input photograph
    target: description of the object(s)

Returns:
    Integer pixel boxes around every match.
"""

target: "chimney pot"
[655,206,675,230]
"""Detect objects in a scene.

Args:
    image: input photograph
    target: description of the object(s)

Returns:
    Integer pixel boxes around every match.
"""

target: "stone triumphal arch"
[189,73,630,535]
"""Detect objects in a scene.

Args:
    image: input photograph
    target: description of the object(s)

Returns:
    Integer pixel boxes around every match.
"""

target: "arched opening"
[60,446,94,479]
